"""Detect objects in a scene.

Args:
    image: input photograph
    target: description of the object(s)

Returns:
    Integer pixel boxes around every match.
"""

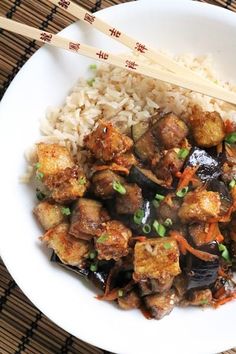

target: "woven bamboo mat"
[0,0,236,353]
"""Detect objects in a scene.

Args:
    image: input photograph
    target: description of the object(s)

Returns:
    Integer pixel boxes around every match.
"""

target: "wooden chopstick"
[1,16,236,105]
[48,0,219,88]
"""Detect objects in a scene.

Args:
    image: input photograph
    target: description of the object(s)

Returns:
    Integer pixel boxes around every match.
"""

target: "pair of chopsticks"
[0,0,236,105]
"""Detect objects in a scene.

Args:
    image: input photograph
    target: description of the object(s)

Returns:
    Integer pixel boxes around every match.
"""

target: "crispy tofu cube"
[34,201,65,230]
[190,106,225,147]
[41,223,90,266]
[134,238,181,282]
[178,190,221,223]
[45,167,89,203]
[95,220,132,261]
[37,143,74,177]
[84,122,133,162]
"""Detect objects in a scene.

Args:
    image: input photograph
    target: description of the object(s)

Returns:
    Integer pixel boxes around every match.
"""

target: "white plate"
[1,1,236,353]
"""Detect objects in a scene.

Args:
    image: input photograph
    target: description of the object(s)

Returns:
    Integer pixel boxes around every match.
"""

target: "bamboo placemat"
[0,1,236,353]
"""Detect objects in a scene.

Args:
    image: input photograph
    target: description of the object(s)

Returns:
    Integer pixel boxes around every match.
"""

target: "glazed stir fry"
[34,105,236,320]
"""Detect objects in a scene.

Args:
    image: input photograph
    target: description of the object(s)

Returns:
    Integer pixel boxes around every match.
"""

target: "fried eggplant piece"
[116,183,143,215]
[92,170,125,199]
[118,291,141,310]
[144,289,178,320]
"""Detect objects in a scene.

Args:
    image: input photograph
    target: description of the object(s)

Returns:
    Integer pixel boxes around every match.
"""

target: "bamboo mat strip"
[0,1,236,354]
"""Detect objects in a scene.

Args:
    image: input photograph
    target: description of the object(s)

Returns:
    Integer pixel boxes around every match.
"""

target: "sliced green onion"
[36,189,46,201]
[118,289,124,297]
[164,218,173,227]
[163,242,172,250]
[61,207,71,216]
[152,199,160,208]
[142,224,151,234]
[218,244,231,262]
[90,264,98,272]
[87,78,95,86]
[89,251,97,260]
[229,179,236,189]
[89,64,97,70]
[34,162,41,170]
[97,234,109,243]
[78,176,87,185]
[153,220,166,237]
[200,299,209,305]
[155,193,165,201]
[178,148,189,160]
[112,181,126,195]
[133,209,144,224]
[225,132,236,144]
[158,224,166,237]
[36,171,44,180]
[176,186,189,198]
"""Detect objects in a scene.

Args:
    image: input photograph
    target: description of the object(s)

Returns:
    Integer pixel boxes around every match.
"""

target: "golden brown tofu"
[178,190,221,223]
[84,122,133,162]
[69,198,110,237]
[190,107,225,147]
[113,152,137,170]
[95,220,132,261]
[37,143,74,177]
[41,223,90,266]
[45,167,89,203]
[118,291,141,310]
[134,238,181,282]
[34,201,65,230]
[145,289,178,320]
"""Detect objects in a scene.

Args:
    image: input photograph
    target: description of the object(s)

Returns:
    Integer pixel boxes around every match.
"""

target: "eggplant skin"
[185,147,222,182]
[50,251,115,290]
[185,242,220,290]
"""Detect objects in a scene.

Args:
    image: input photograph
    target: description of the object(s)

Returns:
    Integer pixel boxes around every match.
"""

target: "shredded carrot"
[96,288,119,301]
[177,165,199,191]
[93,163,129,175]
[224,119,235,134]
[169,231,218,262]
[213,292,236,308]
[130,236,147,243]
[205,223,224,243]
[214,286,227,300]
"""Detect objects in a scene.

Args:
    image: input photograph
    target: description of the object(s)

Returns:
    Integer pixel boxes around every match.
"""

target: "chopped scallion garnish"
[90,264,98,272]
[78,176,86,185]
[229,179,236,189]
[200,299,209,305]
[89,64,97,70]
[36,171,44,180]
[97,234,109,243]
[153,220,166,237]
[118,289,124,297]
[155,193,165,201]
[152,199,160,208]
[89,251,97,260]
[87,78,95,86]
[112,181,126,195]
[61,207,71,216]
[164,218,173,227]
[34,162,41,170]
[163,242,172,250]
[133,209,144,224]
[176,186,189,197]
[142,224,151,234]
[218,244,231,262]
[225,132,236,144]
[178,148,189,160]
